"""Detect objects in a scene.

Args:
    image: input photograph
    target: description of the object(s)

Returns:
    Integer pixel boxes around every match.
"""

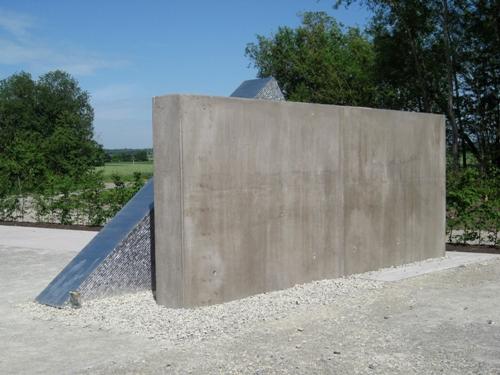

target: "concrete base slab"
[0,225,96,252]
[360,251,500,282]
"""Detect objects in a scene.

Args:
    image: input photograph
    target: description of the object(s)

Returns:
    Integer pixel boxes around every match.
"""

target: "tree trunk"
[391,1,432,112]
[441,0,460,170]
[453,71,468,168]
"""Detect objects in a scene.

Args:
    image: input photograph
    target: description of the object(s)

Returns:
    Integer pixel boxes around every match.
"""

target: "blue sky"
[0,1,369,148]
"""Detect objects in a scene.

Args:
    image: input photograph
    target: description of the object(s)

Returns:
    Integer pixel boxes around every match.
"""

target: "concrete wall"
[153,95,445,308]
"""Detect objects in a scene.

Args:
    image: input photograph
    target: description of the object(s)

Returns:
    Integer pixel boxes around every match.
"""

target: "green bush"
[25,172,147,226]
[447,167,499,245]
[79,172,107,226]
[0,194,20,221]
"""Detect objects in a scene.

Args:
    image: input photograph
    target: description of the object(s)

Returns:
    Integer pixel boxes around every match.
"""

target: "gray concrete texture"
[153,95,446,308]
[34,78,278,308]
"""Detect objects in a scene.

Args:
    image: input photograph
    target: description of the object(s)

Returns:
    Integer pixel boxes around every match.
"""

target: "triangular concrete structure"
[36,180,154,307]
[231,77,285,101]
[36,78,285,307]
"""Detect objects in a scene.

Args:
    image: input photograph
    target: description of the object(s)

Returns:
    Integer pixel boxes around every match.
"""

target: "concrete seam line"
[179,98,185,306]
[340,107,346,275]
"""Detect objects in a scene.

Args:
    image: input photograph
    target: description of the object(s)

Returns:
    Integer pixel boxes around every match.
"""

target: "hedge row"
[0,172,145,226]
[1,168,498,246]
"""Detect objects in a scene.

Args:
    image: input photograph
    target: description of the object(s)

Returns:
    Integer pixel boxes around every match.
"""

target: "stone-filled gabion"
[77,213,154,301]
[230,77,285,101]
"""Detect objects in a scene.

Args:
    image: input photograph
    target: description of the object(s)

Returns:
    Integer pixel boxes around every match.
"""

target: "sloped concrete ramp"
[36,179,154,307]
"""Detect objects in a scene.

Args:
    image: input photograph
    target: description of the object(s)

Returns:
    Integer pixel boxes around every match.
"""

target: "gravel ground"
[11,251,500,374]
[23,276,383,347]
[79,258,500,374]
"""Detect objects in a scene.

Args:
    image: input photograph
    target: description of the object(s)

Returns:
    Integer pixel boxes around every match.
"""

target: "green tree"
[251,3,498,172]
[134,150,149,162]
[0,70,103,193]
[246,12,379,107]
[456,0,500,170]
[335,0,499,172]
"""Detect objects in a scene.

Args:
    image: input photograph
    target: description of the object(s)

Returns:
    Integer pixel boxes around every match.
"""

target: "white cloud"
[0,38,48,64]
[0,8,35,39]
[92,96,152,148]
[91,84,136,102]
[91,84,144,122]
[93,97,149,122]
[0,8,128,76]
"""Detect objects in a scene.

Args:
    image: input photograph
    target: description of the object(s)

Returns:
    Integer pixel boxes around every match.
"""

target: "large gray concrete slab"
[34,79,283,308]
[153,95,445,307]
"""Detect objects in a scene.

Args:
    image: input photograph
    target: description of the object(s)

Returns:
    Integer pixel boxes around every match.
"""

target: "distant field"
[96,162,153,181]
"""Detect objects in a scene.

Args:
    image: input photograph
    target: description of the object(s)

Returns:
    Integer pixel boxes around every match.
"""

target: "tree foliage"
[247,3,499,172]
[0,70,105,195]
[246,12,379,107]
[447,167,499,245]
[351,0,500,171]
[105,148,152,163]
[247,4,499,244]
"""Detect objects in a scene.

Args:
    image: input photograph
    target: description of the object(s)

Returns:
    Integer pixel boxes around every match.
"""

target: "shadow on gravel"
[446,243,500,255]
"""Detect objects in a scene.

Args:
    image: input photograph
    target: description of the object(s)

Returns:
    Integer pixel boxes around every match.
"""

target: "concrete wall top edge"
[152,94,445,121]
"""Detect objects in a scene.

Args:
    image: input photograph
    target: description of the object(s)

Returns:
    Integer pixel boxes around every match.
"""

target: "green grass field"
[95,162,153,181]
